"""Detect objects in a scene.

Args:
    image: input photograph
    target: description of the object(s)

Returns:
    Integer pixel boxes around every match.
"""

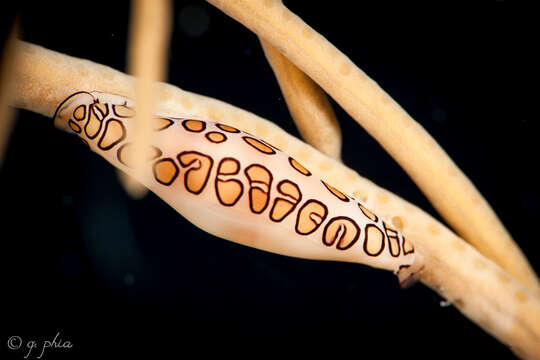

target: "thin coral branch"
[121,0,172,198]
[205,0,540,297]
[260,38,341,160]
[10,41,540,358]
[0,20,19,168]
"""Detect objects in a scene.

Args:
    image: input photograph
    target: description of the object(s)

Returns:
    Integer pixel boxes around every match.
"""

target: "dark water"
[1,1,536,359]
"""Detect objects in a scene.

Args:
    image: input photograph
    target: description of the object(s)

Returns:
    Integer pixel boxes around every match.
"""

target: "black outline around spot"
[68,119,82,133]
[321,181,349,202]
[181,119,206,133]
[205,131,227,144]
[269,180,302,223]
[92,102,109,120]
[242,136,276,155]
[116,144,129,166]
[402,236,415,255]
[215,157,243,207]
[97,119,126,151]
[153,158,179,186]
[177,151,214,195]
[259,138,281,152]
[112,104,136,118]
[244,163,273,214]
[363,224,385,257]
[216,123,240,133]
[52,91,93,126]
[322,216,361,250]
[295,199,328,236]
[73,105,87,121]
[277,179,301,201]
[154,117,174,131]
[288,157,312,176]
[383,221,401,257]
[153,147,163,160]
[357,202,378,222]
[84,104,104,139]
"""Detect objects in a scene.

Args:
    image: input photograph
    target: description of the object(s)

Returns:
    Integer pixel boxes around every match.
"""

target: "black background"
[1,1,538,359]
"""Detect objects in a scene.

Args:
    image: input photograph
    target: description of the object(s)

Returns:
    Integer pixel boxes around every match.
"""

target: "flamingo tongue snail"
[53,91,424,287]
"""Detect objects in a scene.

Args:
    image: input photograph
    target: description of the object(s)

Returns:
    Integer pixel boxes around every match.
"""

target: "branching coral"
[9,40,540,359]
[206,0,540,297]
[2,1,539,358]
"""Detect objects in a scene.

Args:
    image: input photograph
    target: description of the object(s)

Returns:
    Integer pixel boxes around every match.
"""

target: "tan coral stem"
[0,19,20,168]
[121,0,172,198]
[10,41,540,358]
[260,38,341,160]
[205,0,540,297]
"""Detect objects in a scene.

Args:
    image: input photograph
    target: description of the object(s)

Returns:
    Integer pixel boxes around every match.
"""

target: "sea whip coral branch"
[205,0,540,297]
[260,39,341,160]
[0,20,19,168]
[10,41,540,358]
[121,0,172,198]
